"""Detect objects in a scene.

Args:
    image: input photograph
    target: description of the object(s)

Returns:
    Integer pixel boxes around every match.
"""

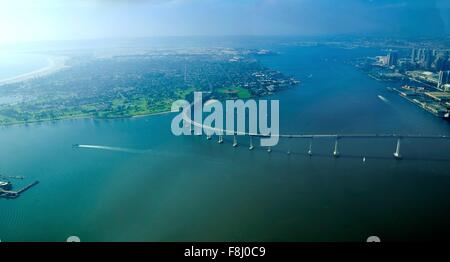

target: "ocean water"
[0,53,49,80]
[0,45,450,242]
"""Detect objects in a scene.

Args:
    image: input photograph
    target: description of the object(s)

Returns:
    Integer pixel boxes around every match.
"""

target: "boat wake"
[75,144,148,154]
[72,144,227,164]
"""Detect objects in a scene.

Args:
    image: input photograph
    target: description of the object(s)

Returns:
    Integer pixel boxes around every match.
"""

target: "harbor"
[391,86,450,119]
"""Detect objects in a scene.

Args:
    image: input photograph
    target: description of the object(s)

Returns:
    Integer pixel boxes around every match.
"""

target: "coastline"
[364,70,449,120]
[0,109,174,128]
[0,55,68,86]
[131,110,173,118]
[0,81,297,127]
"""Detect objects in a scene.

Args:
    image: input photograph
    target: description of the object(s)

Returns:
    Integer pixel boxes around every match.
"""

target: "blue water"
[0,44,450,242]
[0,53,49,80]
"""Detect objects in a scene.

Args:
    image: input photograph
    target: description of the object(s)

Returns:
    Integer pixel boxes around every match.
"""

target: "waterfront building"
[438,70,450,90]
[387,51,398,66]
[432,56,447,71]
[444,84,450,92]
[422,49,433,69]
[416,48,425,63]
[411,48,417,62]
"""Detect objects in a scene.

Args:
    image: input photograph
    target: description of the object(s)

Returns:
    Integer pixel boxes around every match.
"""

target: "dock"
[0,181,39,199]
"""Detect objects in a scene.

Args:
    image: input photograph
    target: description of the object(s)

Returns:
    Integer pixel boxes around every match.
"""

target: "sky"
[0,0,449,44]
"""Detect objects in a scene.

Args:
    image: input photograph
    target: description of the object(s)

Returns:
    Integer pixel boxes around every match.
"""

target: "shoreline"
[363,69,449,120]
[0,110,174,128]
[131,110,173,118]
[0,55,69,86]
[0,82,298,127]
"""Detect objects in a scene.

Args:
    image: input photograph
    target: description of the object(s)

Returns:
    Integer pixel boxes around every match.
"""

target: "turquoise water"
[0,53,49,80]
[1,45,450,242]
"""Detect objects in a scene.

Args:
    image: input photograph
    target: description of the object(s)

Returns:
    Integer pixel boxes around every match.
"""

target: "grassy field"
[216,86,252,99]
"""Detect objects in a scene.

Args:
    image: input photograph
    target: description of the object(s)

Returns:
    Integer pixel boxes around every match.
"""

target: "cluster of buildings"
[379,47,450,91]
[377,49,450,90]
[375,48,450,119]
[383,48,449,72]
[247,71,299,95]
[410,48,449,72]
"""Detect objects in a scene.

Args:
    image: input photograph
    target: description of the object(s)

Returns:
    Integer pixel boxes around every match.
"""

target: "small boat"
[0,181,12,190]
[378,95,389,103]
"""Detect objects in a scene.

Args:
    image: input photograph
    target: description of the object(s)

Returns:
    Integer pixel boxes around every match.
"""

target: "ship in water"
[377,95,389,103]
[0,180,12,190]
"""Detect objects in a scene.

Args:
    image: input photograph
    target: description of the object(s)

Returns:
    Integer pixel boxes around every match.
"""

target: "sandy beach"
[0,55,68,86]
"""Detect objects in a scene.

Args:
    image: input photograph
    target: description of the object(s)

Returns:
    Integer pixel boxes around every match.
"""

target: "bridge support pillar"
[333,138,340,158]
[249,136,254,150]
[308,139,313,156]
[232,135,238,147]
[393,138,402,159]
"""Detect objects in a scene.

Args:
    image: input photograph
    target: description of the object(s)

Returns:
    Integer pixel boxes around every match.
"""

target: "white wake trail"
[75,144,147,154]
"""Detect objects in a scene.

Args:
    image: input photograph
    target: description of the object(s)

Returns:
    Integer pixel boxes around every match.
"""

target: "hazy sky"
[0,0,449,43]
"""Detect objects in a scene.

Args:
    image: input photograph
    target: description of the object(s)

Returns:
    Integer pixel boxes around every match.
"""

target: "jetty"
[0,181,39,199]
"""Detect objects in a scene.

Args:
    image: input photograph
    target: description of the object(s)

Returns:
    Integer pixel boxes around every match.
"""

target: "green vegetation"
[175,87,196,99]
[0,51,297,125]
[216,86,252,99]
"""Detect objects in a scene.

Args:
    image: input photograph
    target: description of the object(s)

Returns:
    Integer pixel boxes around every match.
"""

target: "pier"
[0,181,39,199]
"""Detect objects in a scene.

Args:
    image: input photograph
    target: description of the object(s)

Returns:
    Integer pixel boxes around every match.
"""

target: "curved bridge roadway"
[181,101,450,159]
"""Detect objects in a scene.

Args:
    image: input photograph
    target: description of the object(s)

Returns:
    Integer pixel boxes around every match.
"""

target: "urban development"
[0,48,298,125]
[350,37,450,119]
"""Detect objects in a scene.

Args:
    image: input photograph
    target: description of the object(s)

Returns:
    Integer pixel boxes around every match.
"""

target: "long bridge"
[181,103,450,160]
[200,132,450,159]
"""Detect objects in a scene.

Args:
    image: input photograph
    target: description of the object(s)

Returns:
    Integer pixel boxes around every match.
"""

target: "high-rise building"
[411,48,438,70]
[422,49,433,69]
[387,51,398,66]
[432,55,447,71]
[411,48,418,62]
[416,48,425,63]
